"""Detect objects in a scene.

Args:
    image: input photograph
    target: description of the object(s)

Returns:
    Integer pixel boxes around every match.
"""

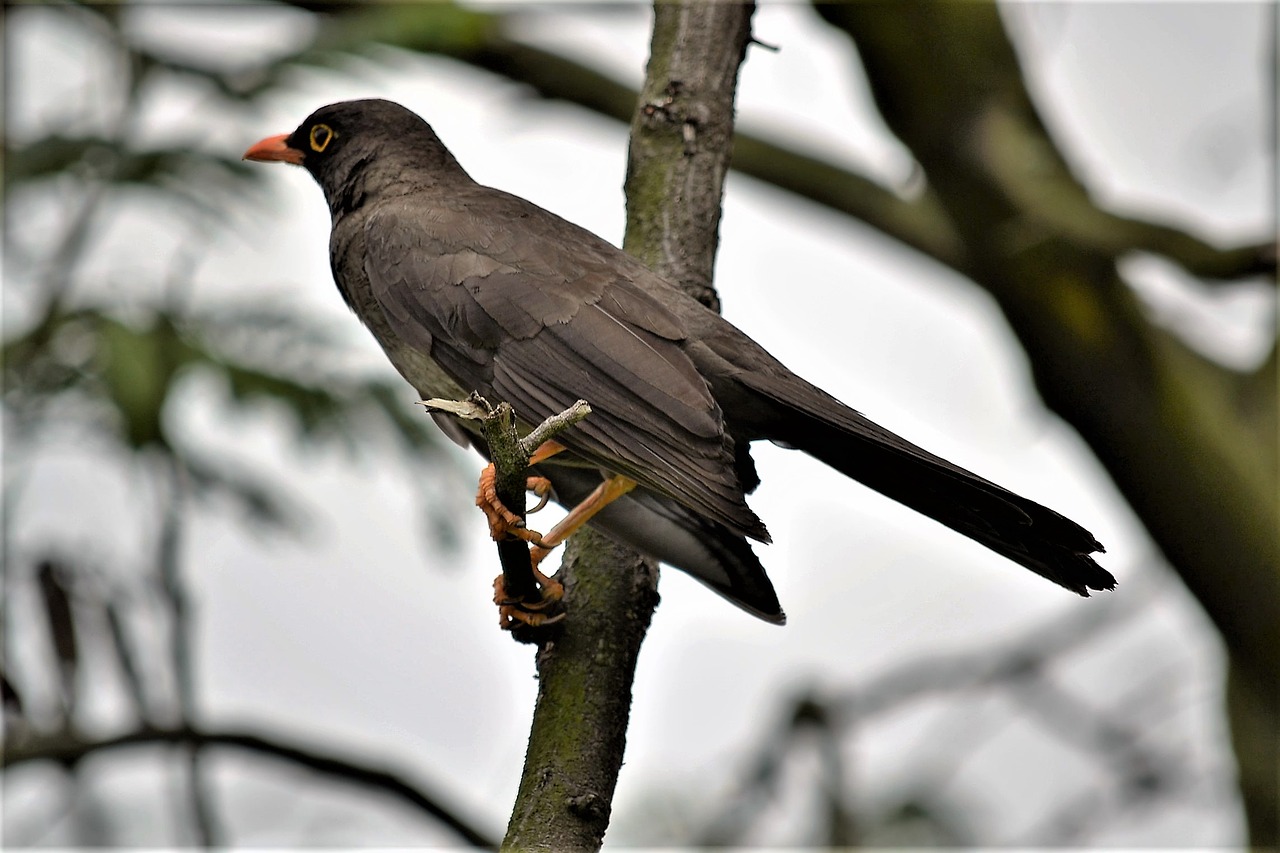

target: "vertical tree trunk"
[500,4,756,850]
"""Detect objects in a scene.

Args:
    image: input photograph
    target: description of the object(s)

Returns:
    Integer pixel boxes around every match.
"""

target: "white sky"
[5,1,1272,847]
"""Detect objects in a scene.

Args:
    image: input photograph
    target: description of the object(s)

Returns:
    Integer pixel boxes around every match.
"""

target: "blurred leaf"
[96,314,191,448]
[3,308,90,399]
[134,46,294,104]
[5,135,256,191]
[180,448,308,534]
[305,2,496,57]
[215,358,352,440]
[179,305,399,446]
[367,381,444,453]
[187,305,359,397]
[259,1,528,94]
[180,310,452,457]
[4,136,113,184]
[4,299,457,463]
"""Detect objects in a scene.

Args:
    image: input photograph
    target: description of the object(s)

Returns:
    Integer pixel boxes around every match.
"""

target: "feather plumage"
[248,98,1115,624]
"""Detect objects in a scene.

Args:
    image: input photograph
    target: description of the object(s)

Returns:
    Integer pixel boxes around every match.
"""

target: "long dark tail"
[741,373,1115,595]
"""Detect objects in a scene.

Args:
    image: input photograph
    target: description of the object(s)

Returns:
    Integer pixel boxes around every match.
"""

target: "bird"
[244,98,1114,626]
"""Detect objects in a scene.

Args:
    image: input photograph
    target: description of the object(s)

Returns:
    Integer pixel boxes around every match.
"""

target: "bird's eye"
[309,124,335,153]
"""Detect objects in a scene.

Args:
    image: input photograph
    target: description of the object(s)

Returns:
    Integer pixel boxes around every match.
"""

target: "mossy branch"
[497,4,757,850]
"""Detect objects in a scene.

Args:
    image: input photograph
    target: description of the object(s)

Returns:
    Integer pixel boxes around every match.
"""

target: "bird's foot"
[475,464,551,545]
[494,569,565,630]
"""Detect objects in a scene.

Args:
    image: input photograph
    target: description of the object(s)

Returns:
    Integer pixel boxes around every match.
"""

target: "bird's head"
[244,99,466,208]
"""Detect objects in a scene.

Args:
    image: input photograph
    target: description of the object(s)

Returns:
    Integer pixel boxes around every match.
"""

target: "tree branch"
[814,0,1280,682]
[2,725,497,848]
[812,2,1276,843]
[698,585,1186,846]
[1,722,494,845]
[498,4,756,850]
[973,93,1276,283]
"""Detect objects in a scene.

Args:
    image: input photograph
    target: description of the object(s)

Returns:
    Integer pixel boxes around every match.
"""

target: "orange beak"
[243,133,304,165]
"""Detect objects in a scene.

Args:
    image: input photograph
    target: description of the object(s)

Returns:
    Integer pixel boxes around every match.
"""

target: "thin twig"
[520,399,591,456]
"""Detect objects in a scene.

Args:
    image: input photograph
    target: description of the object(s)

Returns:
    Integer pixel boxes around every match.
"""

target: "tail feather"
[742,373,1115,596]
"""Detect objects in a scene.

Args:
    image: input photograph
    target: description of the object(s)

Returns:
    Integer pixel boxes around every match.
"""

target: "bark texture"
[500,4,755,849]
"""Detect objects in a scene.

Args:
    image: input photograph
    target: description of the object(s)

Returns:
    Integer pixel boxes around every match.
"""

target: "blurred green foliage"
[2,0,467,753]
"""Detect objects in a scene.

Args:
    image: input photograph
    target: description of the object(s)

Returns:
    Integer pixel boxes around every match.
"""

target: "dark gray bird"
[245,98,1114,624]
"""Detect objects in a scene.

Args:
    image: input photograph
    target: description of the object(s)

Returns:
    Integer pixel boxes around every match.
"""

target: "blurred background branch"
[2,724,495,848]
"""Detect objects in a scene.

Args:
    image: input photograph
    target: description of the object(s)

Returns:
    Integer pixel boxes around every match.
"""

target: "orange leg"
[473,441,638,630]
[524,440,563,515]
[529,474,637,569]
[528,439,566,466]
[474,438,566,544]
[494,474,637,630]
[472,440,568,629]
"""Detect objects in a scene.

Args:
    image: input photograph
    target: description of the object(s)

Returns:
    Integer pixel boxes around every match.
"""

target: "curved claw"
[493,573,566,630]
[498,606,566,630]
[527,477,554,514]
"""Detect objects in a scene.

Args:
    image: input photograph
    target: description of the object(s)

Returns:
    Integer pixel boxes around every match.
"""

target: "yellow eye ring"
[309,124,335,153]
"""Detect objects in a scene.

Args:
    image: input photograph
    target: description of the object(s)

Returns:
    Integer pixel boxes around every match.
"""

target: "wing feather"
[363,195,767,540]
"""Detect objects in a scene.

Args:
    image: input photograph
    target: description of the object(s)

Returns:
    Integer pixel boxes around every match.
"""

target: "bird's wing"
[362,193,768,541]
